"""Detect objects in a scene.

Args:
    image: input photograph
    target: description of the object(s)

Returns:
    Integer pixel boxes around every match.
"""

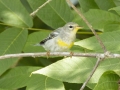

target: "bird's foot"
[70,52,74,58]
[46,51,50,59]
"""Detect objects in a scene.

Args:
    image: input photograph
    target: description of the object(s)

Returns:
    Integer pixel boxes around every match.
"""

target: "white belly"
[43,37,69,52]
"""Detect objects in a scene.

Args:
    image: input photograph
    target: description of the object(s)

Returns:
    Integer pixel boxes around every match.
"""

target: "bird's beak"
[73,26,83,33]
[76,26,83,30]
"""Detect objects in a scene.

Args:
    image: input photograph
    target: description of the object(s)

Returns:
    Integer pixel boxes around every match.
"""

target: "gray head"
[63,22,82,33]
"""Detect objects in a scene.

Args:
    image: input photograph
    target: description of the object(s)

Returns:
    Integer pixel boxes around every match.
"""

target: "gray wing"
[40,28,62,45]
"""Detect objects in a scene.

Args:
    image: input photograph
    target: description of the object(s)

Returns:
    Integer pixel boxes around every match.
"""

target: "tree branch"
[80,57,104,90]
[66,0,107,52]
[0,52,120,60]
[30,0,52,17]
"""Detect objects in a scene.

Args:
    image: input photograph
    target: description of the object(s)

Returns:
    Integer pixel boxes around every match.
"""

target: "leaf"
[94,71,119,90]
[0,0,33,27]
[104,23,120,32]
[95,0,116,10]
[110,6,120,15]
[75,9,120,30]
[75,30,120,52]
[27,0,74,29]
[31,57,120,84]
[32,57,94,83]
[20,0,33,13]
[115,69,120,76]
[0,66,40,89]
[113,0,120,6]
[87,83,96,90]
[23,30,50,53]
[78,0,99,12]
[0,89,13,90]
[0,28,28,75]
[26,74,65,90]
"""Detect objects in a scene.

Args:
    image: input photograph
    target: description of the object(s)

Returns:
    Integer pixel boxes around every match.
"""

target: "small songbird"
[37,22,82,52]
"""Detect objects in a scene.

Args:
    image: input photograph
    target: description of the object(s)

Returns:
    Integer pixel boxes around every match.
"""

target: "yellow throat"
[57,38,74,49]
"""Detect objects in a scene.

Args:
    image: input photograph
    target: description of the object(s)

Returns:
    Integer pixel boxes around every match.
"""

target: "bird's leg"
[46,51,50,59]
[70,52,74,58]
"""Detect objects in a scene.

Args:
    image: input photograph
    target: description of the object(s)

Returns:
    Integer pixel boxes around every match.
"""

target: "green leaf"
[0,28,28,75]
[115,70,120,76]
[95,0,116,11]
[78,0,99,12]
[75,9,120,30]
[20,0,33,13]
[113,0,120,6]
[27,0,74,29]
[23,30,50,53]
[27,74,65,90]
[0,89,13,90]
[94,71,119,90]
[0,66,40,89]
[31,57,120,84]
[87,83,96,90]
[104,23,120,32]
[0,0,33,27]
[75,30,120,52]
[31,57,96,83]
[110,6,120,15]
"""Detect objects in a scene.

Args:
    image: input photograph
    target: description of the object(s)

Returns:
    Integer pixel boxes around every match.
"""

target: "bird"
[37,22,82,52]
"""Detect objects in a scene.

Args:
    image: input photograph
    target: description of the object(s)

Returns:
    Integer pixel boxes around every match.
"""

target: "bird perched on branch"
[36,22,82,52]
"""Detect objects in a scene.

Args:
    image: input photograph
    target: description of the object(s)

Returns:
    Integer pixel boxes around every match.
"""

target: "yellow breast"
[57,38,74,49]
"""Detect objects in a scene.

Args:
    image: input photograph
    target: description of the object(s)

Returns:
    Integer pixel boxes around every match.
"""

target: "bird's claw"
[70,52,74,58]
[46,51,50,59]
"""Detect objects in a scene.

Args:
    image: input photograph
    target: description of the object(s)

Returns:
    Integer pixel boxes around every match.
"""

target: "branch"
[80,57,104,90]
[66,0,107,52]
[0,52,120,60]
[30,0,52,17]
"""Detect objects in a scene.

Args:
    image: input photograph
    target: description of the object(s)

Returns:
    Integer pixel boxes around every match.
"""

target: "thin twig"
[30,0,52,17]
[0,52,120,60]
[66,0,107,52]
[80,57,104,90]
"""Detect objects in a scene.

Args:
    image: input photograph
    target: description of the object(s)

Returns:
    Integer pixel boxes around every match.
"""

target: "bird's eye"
[69,25,73,28]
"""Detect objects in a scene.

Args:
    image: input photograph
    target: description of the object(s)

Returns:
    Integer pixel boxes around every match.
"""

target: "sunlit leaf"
[27,74,65,90]
[0,0,33,27]
[31,57,120,84]
[0,28,28,75]
[75,30,120,52]
[94,71,119,90]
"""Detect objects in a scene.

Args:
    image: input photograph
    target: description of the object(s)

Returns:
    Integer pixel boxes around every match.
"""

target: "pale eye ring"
[69,25,73,28]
